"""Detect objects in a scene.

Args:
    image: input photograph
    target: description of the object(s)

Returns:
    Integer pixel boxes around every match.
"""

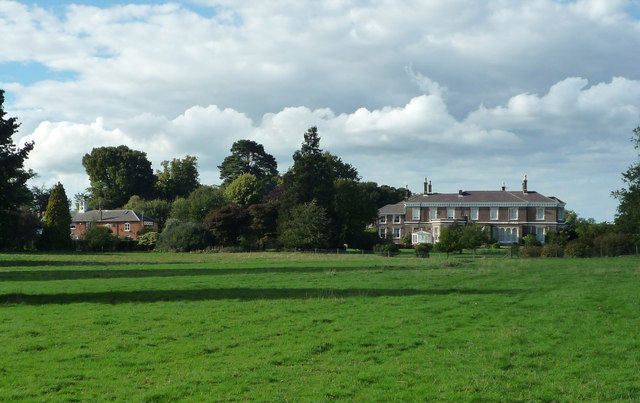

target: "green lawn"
[1,252,639,401]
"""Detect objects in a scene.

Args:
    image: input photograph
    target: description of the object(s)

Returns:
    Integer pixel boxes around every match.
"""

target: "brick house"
[70,209,158,241]
[375,176,565,245]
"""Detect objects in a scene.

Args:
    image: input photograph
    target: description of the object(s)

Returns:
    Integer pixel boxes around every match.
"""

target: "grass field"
[1,252,639,401]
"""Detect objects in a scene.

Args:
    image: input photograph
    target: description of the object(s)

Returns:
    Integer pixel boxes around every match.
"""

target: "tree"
[82,145,156,208]
[156,219,211,252]
[170,185,226,223]
[224,173,262,207]
[333,180,378,247]
[247,201,279,249]
[0,89,35,248]
[613,125,640,233]
[218,139,278,186]
[82,225,118,252]
[436,225,461,258]
[155,155,200,201]
[39,182,73,250]
[278,200,330,249]
[203,204,250,246]
[460,224,489,257]
[123,196,172,231]
[30,185,51,218]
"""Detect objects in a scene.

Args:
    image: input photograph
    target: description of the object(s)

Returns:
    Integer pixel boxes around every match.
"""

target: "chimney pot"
[428,180,432,194]
[522,174,528,193]
[501,181,506,191]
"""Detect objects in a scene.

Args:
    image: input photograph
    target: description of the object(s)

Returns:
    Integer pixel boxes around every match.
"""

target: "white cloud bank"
[2,0,640,221]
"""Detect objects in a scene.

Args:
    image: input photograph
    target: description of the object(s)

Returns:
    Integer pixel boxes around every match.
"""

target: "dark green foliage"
[218,139,278,189]
[80,225,118,252]
[39,183,73,250]
[247,201,279,249]
[593,233,633,256]
[155,155,200,201]
[564,241,592,258]
[613,126,640,234]
[30,185,51,217]
[509,243,520,257]
[373,242,399,257]
[401,232,412,248]
[541,244,564,258]
[156,219,211,252]
[520,245,542,258]
[414,243,431,258]
[7,207,41,250]
[0,89,35,248]
[82,145,156,208]
[436,225,462,258]
[351,229,381,250]
[123,196,171,231]
[523,234,541,246]
[545,230,570,247]
[170,185,226,223]
[277,200,330,249]
[357,182,406,208]
[204,204,250,246]
[333,179,378,247]
[460,224,489,255]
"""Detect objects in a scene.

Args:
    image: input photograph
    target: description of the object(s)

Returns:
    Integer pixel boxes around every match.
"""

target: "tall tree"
[155,155,200,201]
[224,173,262,207]
[278,200,330,249]
[123,195,172,231]
[39,182,73,250]
[218,139,278,186]
[82,145,156,208]
[0,90,35,247]
[170,185,226,223]
[333,180,378,247]
[204,204,250,246]
[613,126,640,234]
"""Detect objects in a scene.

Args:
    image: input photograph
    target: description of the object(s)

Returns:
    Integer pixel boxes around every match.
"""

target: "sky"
[1,0,640,221]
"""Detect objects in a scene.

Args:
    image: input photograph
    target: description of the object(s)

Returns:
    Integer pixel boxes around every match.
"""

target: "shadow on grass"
[1,287,524,305]
[0,266,404,282]
[0,260,184,268]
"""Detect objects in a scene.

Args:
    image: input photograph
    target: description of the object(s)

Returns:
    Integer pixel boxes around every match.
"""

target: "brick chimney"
[522,175,528,193]
[501,181,506,191]
[423,178,428,194]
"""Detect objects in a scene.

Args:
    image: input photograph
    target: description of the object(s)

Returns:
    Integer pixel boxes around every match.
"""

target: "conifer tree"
[40,182,73,250]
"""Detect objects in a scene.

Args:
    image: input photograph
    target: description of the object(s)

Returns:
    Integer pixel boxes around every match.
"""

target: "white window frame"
[393,215,401,224]
[379,228,386,238]
[430,208,437,220]
[393,228,401,239]
[537,208,545,220]
[412,208,420,220]
[379,216,387,224]
[470,208,478,221]
[124,222,131,232]
[558,208,564,221]
[447,208,455,219]
[536,227,545,243]
[509,208,518,220]
[490,208,499,220]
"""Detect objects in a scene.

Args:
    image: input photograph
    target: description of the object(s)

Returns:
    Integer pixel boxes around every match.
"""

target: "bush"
[138,231,159,250]
[373,243,399,257]
[541,244,564,258]
[81,225,119,252]
[156,221,211,252]
[564,241,591,258]
[523,234,541,246]
[401,232,413,248]
[509,243,520,257]
[414,243,431,258]
[520,245,542,258]
[593,233,633,257]
[136,226,157,237]
[491,242,501,249]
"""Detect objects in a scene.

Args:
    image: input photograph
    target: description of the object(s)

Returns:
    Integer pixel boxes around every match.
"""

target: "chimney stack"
[458,189,463,197]
[428,180,432,194]
[423,178,428,194]
[501,181,506,191]
[522,175,528,193]
[404,184,410,200]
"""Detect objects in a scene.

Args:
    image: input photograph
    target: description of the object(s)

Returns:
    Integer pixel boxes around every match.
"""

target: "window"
[447,208,455,219]
[490,208,499,220]
[70,224,76,230]
[470,208,478,221]
[558,208,565,221]
[536,227,545,243]
[124,222,131,232]
[379,216,387,224]
[379,228,386,238]
[393,215,401,223]
[412,208,420,220]
[430,208,437,220]
[537,208,544,220]
[393,228,401,238]
[509,208,518,220]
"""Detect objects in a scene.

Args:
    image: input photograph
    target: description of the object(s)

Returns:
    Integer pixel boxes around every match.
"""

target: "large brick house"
[375,176,565,245]
[70,209,158,241]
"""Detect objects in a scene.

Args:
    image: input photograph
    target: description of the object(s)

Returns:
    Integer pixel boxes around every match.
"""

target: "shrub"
[523,234,541,246]
[541,244,564,258]
[545,230,570,247]
[520,245,542,258]
[82,225,119,252]
[491,242,501,249]
[414,243,431,258]
[136,226,157,237]
[564,241,591,258]
[509,243,520,257]
[156,221,211,252]
[373,243,399,257]
[138,231,159,250]
[593,233,633,257]
[401,232,413,248]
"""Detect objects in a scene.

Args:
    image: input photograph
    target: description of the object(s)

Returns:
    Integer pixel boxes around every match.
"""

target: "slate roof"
[378,202,405,215]
[71,210,156,223]
[405,190,564,205]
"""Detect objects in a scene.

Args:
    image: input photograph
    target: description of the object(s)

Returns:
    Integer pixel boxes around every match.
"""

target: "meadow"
[1,251,639,401]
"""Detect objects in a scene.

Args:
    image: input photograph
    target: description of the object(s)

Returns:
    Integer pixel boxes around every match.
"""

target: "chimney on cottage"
[404,184,410,200]
[501,181,506,191]
[423,178,428,194]
[522,175,528,193]
[458,189,463,197]
[428,180,432,194]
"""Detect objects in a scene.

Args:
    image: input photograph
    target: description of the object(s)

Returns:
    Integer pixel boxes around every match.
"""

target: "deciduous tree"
[155,155,199,201]
[613,126,640,234]
[224,173,262,206]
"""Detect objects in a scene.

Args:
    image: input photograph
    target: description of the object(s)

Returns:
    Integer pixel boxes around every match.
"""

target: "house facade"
[375,176,565,245]
[70,209,158,241]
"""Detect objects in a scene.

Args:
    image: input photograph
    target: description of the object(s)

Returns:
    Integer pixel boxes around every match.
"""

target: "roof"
[71,210,156,223]
[405,190,564,206]
[378,202,405,215]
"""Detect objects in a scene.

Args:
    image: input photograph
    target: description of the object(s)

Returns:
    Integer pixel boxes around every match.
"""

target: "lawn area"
[1,252,639,401]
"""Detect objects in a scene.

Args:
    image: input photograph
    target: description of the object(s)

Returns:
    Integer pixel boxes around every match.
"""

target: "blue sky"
[2,0,640,221]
